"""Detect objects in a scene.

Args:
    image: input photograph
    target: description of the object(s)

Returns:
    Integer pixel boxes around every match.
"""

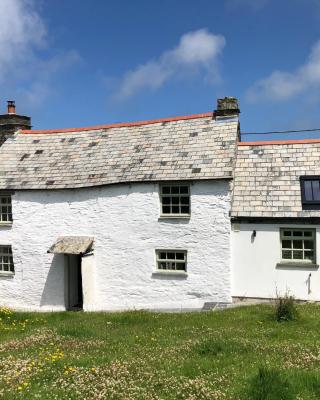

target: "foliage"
[275,294,298,322]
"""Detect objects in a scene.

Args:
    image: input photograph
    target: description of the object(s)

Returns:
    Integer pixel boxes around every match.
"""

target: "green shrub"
[245,367,295,400]
[275,294,298,322]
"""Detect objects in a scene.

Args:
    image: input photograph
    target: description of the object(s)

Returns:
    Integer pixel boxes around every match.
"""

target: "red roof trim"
[21,112,213,134]
[239,138,320,146]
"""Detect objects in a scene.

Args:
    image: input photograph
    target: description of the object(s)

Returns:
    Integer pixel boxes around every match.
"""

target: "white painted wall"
[0,180,232,311]
[232,223,320,301]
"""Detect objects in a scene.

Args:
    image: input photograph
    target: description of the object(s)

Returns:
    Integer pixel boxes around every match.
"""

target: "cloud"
[115,29,226,100]
[0,0,46,78]
[0,0,80,108]
[247,40,320,102]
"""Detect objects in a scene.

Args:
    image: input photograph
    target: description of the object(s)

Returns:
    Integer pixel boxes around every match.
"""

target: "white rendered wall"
[0,180,231,311]
[232,223,320,301]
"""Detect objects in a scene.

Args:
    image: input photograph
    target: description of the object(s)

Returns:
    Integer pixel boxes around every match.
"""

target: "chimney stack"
[7,100,16,114]
[215,97,240,118]
[0,101,31,146]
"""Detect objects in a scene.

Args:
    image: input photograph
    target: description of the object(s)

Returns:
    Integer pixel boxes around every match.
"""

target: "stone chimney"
[0,101,31,146]
[215,97,240,118]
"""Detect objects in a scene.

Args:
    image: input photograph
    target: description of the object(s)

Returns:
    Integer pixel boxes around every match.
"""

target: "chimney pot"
[7,100,16,115]
[215,97,240,118]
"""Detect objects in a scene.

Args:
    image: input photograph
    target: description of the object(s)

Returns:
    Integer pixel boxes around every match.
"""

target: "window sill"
[159,215,190,220]
[0,272,14,277]
[152,270,188,277]
[0,222,12,227]
[276,262,319,269]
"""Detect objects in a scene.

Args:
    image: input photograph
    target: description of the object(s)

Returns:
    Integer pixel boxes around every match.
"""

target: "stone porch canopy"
[232,138,320,219]
[0,108,239,190]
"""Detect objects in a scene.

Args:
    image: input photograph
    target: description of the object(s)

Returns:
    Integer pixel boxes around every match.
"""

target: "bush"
[245,367,295,400]
[275,294,298,322]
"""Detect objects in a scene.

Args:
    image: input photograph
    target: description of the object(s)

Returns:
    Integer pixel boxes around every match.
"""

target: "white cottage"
[0,98,240,311]
[232,139,320,302]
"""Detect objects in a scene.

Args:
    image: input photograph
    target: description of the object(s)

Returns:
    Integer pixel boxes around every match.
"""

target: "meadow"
[1,304,320,399]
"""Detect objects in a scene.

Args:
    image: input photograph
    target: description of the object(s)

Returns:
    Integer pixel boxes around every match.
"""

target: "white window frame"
[159,183,191,218]
[0,245,14,275]
[155,249,187,274]
[280,228,316,264]
[0,194,12,225]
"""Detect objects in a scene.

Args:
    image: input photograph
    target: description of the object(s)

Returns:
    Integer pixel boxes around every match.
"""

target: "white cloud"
[115,29,226,100]
[0,0,46,78]
[0,0,80,108]
[247,40,320,102]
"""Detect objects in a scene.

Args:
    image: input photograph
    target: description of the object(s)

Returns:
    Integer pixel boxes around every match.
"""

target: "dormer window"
[0,194,12,224]
[300,176,320,206]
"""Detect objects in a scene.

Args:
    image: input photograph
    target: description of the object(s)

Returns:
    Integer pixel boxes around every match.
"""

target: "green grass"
[1,304,320,399]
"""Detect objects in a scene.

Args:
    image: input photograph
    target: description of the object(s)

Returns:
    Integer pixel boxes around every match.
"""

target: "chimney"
[7,100,16,114]
[215,97,240,118]
[0,101,31,146]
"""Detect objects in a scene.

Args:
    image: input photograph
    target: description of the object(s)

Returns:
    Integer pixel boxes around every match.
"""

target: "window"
[280,229,316,263]
[0,194,12,223]
[160,184,190,216]
[156,250,187,272]
[300,177,320,205]
[0,246,14,273]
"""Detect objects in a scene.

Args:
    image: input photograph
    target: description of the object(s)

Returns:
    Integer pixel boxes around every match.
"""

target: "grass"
[1,304,320,399]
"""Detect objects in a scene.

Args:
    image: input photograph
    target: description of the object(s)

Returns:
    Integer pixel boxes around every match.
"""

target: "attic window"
[300,177,320,205]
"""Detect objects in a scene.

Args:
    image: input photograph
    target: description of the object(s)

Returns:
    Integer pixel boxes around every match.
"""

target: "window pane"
[293,250,303,259]
[282,250,292,259]
[171,197,179,205]
[180,197,189,205]
[304,240,314,250]
[312,180,320,201]
[293,231,303,237]
[162,187,170,194]
[172,206,179,213]
[176,263,185,271]
[162,197,170,205]
[162,206,170,214]
[181,206,190,214]
[304,180,313,201]
[293,240,303,249]
[282,240,291,249]
[160,252,166,259]
[180,186,189,194]
[283,231,292,237]
[304,231,312,237]
[304,251,314,261]
[171,186,179,194]
[176,253,185,260]
[167,252,175,260]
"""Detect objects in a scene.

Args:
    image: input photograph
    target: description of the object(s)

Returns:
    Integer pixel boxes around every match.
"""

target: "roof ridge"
[20,112,214,135]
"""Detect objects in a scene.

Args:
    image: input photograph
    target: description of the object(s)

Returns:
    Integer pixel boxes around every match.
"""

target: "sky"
[1,0,320,141]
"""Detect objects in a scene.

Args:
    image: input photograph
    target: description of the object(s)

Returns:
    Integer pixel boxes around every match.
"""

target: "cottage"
[232,139,320,301]
[0,99,239,311]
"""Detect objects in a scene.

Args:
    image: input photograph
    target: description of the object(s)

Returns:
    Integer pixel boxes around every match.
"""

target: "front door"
[65,255,83,310]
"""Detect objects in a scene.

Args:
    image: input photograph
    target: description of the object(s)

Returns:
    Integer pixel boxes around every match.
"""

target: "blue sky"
[1,0,320,141]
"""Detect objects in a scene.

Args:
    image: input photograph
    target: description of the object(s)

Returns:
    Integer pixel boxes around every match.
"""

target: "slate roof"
[0,113,239,190]
[232,139,320,218]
